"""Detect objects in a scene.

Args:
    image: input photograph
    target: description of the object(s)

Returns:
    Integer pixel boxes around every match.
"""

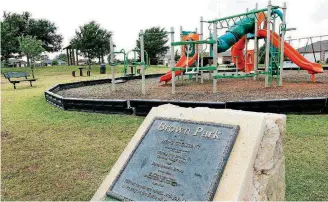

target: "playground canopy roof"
[297,40,328,53]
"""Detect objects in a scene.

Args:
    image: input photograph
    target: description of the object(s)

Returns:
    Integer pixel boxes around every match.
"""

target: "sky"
[1,0,328,60]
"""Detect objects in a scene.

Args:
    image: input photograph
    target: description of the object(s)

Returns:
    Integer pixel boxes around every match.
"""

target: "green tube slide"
[216,9,283,53]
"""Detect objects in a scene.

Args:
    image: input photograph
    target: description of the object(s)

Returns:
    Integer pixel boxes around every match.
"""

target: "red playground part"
[160,33,199,83]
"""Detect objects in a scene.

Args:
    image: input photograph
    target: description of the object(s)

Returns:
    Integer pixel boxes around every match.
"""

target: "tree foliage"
[1,11,62,64]
[174,50,180,61]
[27,19,63,52]
[1,21,20,61]
[71,21,112,68]
[18,36,45,77]
[52,60,59,65]
[19,36,45,59]
[54,53,67,62]
[258,44,266,64]
[136,27,169,65]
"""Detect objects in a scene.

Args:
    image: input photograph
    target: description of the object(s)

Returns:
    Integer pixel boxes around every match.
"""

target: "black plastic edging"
[130,99,226,116]
[63,97,132,115]
[44,74,164,114]
[44,90,64,109]
[226,97,328,114]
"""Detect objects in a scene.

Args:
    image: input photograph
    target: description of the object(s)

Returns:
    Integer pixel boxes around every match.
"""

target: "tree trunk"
[88,52,92,70]
[31,57,35,78]
[66,48,70,66]
[27,54,30,67]
[76,50,79,66]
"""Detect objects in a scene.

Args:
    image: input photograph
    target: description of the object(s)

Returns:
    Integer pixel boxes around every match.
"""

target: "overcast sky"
[2,0,328,59]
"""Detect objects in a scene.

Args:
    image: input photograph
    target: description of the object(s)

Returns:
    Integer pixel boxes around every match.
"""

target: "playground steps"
[269,44,281,76]
[171,66,217,71]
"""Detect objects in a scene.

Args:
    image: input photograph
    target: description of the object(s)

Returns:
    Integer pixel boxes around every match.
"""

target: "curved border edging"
[45,74,328,116]
[44,74,165,114]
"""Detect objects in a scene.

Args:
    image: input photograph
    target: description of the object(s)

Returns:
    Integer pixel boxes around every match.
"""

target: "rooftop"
[297,40,328,53]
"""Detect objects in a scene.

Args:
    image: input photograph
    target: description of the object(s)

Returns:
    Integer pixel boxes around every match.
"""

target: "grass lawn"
[1,65,328,200]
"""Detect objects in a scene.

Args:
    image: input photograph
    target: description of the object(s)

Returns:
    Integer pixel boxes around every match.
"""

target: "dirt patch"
[57,70,328,102]
[23,165,41,172]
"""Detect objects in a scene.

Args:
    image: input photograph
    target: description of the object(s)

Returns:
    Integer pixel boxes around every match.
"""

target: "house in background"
[218,50,232,64]
[158,53,171,66]
[7,58,27,67]
[78,58,89,65]
[57,60,67,66]
[297,40,328,63]
[42,59,53,66]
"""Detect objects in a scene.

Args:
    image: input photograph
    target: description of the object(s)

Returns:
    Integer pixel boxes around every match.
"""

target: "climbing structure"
[161,1,323,95]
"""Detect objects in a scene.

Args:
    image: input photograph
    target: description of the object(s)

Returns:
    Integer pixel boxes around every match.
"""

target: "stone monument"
[91,104,286,201]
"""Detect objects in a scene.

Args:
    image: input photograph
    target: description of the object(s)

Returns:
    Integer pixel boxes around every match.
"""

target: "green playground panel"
[213,71,268,79]
[171,66,217,71]
[131,62,146,65]
[171,40,216,46]
[207,6,280,23]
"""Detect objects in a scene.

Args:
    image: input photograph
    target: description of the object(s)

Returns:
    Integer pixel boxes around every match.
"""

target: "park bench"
[3,72,36,89]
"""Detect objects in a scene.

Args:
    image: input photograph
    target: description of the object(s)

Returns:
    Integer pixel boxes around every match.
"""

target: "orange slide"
[231,36,256,73]
[257,30,323,74]
[159,54,198,83]
[160,33,199,83]
[231,35,247,72]
[231,30,323,76]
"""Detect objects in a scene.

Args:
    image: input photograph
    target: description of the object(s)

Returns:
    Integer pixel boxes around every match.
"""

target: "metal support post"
[209,27,212,79]
[200,16,204,84]
[254,3,259,80]
[265,0,272,88]
[171,27,175,94]
[279,2,286,86]
[180,26,184,82]
[140,30,146,94]
[245,8,249,72]
[195,27,199,82]
[213,23,218,93]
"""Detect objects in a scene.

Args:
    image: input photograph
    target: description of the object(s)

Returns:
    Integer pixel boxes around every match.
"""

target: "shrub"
[52,60,59,65]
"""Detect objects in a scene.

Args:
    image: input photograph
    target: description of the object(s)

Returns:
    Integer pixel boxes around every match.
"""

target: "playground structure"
[108,30,150,94]
[159,0,324,94]
[107,0,324,95]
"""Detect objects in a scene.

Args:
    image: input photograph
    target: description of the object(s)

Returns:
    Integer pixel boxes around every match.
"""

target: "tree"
[1,11,62,66]
[1,12,31,62]
[27,19,63,52]
[54,53,67,62]
[1,21,19,63]
[257,43,288,64]
[258,44,266,64]
[71,21,112,69]
[52,60,59,65]
[136,27,169,65]
[93,28,111,63]
[174,50,180,61]
[19,36,45,77]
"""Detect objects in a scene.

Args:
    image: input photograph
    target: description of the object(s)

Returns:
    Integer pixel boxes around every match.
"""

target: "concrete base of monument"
[91,104,286,201]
